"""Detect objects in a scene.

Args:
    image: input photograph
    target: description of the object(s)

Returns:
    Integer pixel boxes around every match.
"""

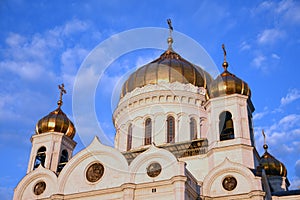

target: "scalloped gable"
[202,157,263,197]
[14,165,58,200]
[57,136,129,194]
[129,143,184,184]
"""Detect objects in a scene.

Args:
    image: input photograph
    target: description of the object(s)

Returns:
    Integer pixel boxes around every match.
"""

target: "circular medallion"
[33,181,46,195]
[147,162,162,177]
[222,176,237,191]
[86,163,104,183]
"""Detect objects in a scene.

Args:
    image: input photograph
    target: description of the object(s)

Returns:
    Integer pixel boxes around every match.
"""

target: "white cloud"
[280,89,300,106]
[61,46,89,87]
[252,54,266,68]
[253,107,269,120]
[254,0,300,25]
[255,113,300,156]
[5,33,26,47]
[276,0,294,13]
[62,19,90,36]
[271,53,280,59]
[257,28,285,45]
[269,114,300,131]
[240,41,251,51]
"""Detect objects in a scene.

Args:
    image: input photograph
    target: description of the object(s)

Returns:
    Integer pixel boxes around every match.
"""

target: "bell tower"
[27,84,76,174]
[205,45,259,169]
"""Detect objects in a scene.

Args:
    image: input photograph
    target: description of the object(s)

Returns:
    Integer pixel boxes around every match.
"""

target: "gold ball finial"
[167,37,173,46]
[222,61,229,71]
[167,19,174,50]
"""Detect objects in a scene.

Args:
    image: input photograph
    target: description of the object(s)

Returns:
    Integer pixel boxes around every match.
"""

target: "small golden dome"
[208,45,251,98]
[35,107,76,139]
[259,145,287,177]
[121,49,213,97]
[209,66,251,98]
[35,84,76,139]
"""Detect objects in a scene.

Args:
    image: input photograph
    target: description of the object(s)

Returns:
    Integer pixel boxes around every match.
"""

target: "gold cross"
[262,129,266,145]
[58,83,66,107]
[167,19,173,32]
[222,44,227,62]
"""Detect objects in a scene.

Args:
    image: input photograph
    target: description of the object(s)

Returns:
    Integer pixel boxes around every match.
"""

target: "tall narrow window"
[190,118,197,140]
[167,116,175,143]
[145,118,152,145]
[248,110,255,146]
[34,146,46,170]
[127,124,132,151]
[219,111,234,141]
[57,149,68,173]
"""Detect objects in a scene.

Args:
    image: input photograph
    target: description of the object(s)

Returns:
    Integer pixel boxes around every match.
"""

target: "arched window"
[167,116,175,143]
[219,111,234,141]
[57,149,68,173]
[190,118,197,140]
[127,124,132,151]
[34,146,46,170]
[145,118,152,145]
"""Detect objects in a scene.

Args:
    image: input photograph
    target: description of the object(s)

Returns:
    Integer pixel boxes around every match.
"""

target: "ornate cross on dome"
[167,19,174,50]
[57,83,66,107]
[222,44,227,62]
[222,44,229,71]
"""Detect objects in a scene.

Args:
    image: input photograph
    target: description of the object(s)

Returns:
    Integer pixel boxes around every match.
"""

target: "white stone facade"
[14,48,300,199]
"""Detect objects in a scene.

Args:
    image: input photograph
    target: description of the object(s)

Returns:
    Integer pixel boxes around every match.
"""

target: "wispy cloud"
[239,41,251,51]
[0,19,101,135]
[256,114,300,150]
[257,28,285,45]
[253,107,269,120]
[251,54,266,69]
[253,0,300,26]
[61,19,90,36]
[271,53,280,59]
[61,46,89,87]
[280,88,300,106]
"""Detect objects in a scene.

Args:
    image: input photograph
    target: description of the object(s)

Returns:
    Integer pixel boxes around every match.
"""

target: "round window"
[222,176,237,191]
[147,162,162,177]
[33,181,46,195]
[86,163,104,183]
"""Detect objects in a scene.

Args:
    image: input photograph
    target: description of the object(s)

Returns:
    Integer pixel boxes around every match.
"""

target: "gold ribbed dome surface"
[209,62,251,98]
[121,49,213,97]
[259,145,287,177]
[35,107,76,139]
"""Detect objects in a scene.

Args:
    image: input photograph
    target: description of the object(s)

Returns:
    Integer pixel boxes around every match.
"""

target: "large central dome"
[120,49,212,98]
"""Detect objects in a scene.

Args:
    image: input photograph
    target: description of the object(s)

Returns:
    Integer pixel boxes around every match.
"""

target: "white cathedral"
[14,23,300,200]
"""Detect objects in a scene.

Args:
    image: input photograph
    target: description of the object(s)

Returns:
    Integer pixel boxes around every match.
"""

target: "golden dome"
[35,107,76,139]
[259,144,287,177]
[121,49,213,98]
[209,61,251,98]
[35,84,76,139]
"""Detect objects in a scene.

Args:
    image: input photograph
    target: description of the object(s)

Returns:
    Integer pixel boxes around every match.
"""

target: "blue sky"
[1,0,300,199]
